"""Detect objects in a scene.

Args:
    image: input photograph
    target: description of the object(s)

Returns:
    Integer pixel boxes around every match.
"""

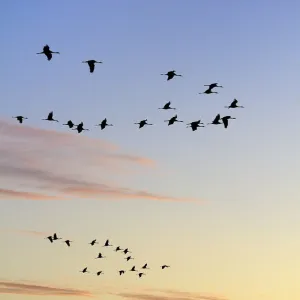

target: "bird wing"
[43,45,50,52]
[214,114,220,122]
[48,112,53,119]
[45,52,52,60]
[88,62,95,73]
[222,118,228,128]
[232,99,238,105]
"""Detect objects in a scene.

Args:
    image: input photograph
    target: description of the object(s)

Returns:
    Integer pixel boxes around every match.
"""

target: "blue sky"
[0,1,300,300]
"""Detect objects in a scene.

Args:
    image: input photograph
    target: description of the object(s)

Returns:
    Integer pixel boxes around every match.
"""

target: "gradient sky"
[0,1,300,300]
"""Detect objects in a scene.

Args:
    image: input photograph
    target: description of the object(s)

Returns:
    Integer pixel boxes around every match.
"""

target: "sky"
[0,0,300,299]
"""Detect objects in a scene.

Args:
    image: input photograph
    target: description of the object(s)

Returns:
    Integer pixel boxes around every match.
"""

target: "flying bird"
[80,267,89,273]
[138,272,145,278]
[164,114,184,126]
[95,253,106,259]
[53,233,61,241]
[89,239,98,246]
[142,263,149,269]
[82,60,102,73]
[204,83,223,89]
[125,256,134,261]
[186,120,205,131]
[42,111,59,122]
[96,271,104,276]
[221,116,236,129]
[73,122,89,133]
[199,88,218,95]
[161,265,170,269]
[225,99,244,109]
[96,118,113,130]
[119,270,125,275]
[45,235,53,243]
[123,248,131,255]
[207,114,222,126]
[114,246,123,252]
[64,240,73,247]
[12,116,28,124]
[103,239,112,247]
[161,70,182,81]
[134,119,153,129]
[63,120,76,128]
[36,45,60,61]
[130,266,137,272]
[158,101,176,110]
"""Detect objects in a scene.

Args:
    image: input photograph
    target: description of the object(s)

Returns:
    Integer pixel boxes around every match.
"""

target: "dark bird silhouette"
[207,114,222,126]
[96,271,104,276]
[125,256,134,261]
[42,111,59,122]
[134,119,153,129]
[63,120,76,128]
[64,240,73,247]
[123,248,131,255]
[186,120,205,131]
[199,88,218,95]
[37,45,60,61]
[96,118,113,130]
[225,99,244,109]
[130,266,137,272]
[119,270,125,275]
[158,101,176,110]
[142,263,149,270]
[45,235,53,243]
[161,70,182,81]
[73,122,89,133]
[114,246,122,252]
[221,116,236,129]
[89,239,98,246]
[138,272,145,278]
[103,239,112,247]
[82,60,102,73]
[95,253,106,259]
[204,83,223,89]
[53,233,61,241]
[161,265,170,269]
[13,116,28,124]
[80,267,89,274]
[164,114,184,126]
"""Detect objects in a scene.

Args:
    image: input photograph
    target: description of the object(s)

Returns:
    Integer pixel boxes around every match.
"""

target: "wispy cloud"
[0,119,199,203]
[116,290,228,300]
[0,280,93,297]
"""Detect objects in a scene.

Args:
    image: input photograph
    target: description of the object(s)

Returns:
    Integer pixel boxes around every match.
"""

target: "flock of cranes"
[46,233,169,279]
[11,45,245,132]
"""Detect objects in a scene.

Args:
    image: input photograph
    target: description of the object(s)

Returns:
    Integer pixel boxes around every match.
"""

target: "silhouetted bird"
[45,235,53,243]
[13,116,28,124]
[130,266,137,272]
[114,246,122,252]
[63,120,75,128]
[73,122,89,133]
[95,253,106,259]
[134,119,153,129]
[204,83,223,89]
[89,239,98,246]
[164,114,184,126]
[96,271,104,276]
[161,265,170,269]
[119,270,125,275]
[96,118,113,130]
[123,248,131,255]
[142,263,149,269]
[158,101,176,110]
[138,272,145,278]
[64,240,73,247]
[82,60,102,73]
[161,70,182,81]
[80,267,89,273]
[42,111,59,122]
[53,233,61,241]
[103,239,112,247]
[225,99,244,109]
[186,120,205,131]
[221,116,236,129]
[125,256,134,261]
[37,45,60,61]
[207,114,222,126]
[199,88,218,95]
